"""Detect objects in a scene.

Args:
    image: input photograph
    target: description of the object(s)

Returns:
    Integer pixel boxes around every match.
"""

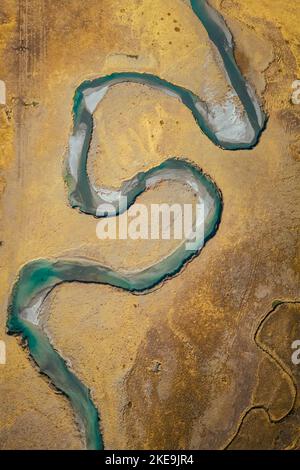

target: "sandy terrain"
[0,0,299,449]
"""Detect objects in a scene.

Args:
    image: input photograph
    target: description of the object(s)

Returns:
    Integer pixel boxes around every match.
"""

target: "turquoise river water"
[7,0,265,450]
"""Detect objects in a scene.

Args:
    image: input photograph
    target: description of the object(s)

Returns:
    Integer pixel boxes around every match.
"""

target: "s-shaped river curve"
[7,0,265,450]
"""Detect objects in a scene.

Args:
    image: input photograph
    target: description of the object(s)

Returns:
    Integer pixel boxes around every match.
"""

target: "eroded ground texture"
[0,0,299,449]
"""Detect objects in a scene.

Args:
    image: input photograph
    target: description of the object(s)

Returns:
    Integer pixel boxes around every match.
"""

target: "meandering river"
[7,0,265,450]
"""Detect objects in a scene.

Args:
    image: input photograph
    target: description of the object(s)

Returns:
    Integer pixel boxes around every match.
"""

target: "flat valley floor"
[0,0,299,450]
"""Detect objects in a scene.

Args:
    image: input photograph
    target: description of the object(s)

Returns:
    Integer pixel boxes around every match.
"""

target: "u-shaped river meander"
[7,0,265,450]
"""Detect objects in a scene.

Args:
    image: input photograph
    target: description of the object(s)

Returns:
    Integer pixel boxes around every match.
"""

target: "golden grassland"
[0,0,299,449]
